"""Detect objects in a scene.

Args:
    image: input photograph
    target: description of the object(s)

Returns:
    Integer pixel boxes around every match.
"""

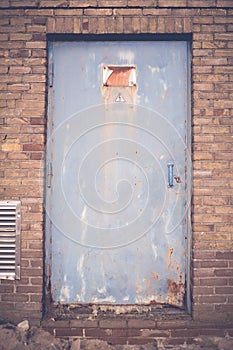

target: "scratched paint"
[46,41,190,308]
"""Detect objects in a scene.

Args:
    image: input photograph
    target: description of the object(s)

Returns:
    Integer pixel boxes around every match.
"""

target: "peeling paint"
[167,278,185,307]
[80,206,87,243]
[118,50,135,64]
[92,296,116,303]
[151,243,158,260]
[148,64,160,74]
[60,283,70,301]
[78,254,86,302]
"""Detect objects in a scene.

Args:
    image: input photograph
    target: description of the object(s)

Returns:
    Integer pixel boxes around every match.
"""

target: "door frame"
[44,34,192,316]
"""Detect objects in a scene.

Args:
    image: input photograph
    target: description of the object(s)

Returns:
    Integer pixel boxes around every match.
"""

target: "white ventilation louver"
[0,201,21,280]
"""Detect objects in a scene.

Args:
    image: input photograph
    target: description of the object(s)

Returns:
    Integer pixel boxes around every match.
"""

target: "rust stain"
[101,65,138,105]
[145,278,151,297]
[167,278,185,306]
[174,175,182,184]
[168,247,174,269]
[136,282,143,294]
[151,272,159,280]
[104,66,136,87]
[150,300,164,306]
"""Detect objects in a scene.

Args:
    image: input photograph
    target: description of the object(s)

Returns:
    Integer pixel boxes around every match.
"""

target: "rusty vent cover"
[0,201,21,280]
[103,66,137,87]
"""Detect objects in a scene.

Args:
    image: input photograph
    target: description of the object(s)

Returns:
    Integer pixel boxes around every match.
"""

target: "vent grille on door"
[0,201,21,280]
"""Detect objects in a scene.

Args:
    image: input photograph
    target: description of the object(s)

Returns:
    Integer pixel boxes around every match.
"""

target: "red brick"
[141,17,149,33]
[100,0,127,6]
[216,252,233,260]
[157,17,165,32]
[85,9,112,16]
[30,294,42,302]
[2,294,29,302]
[199,295,227,303]
[128,338,156,346]
[193,286,214,296]
[73,17,81,33]
[0,303,15,311]
[0,285,14,293]
[15,302,41,311]
[123,17,133,33]
[157,320,190,330]
[202,328,226,336]
[106,337,128,345]
[55,328,83,337]
[128,320,156,328]
[129,0,154,6]
[127,329,141,337]
[69,0,97,6]
[40,0,68,6]
[23,144,43,151]
[200,278,228,286]
[16,285,43,293]
[105,16,115,33]
[82,17,89,32]
[170,329,200,337]
[99,320,127,328]
[70,319,98,328]
[85,328,109,338]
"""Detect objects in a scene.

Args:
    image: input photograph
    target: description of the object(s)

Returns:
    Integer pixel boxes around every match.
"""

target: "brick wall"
[0,0,233,345]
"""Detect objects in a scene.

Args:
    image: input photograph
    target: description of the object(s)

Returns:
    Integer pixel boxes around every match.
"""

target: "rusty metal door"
[46,40,191,309]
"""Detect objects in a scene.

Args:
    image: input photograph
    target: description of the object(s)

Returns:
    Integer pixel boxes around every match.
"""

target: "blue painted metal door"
[46,41,190,308]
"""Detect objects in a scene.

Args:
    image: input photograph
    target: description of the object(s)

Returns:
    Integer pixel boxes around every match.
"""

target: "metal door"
[46,40,190,309]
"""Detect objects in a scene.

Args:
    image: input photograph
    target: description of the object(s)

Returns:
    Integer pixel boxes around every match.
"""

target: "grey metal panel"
[46,41,190,307]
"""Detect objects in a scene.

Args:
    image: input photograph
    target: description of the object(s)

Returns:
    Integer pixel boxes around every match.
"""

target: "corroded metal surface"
[46,41,190,308]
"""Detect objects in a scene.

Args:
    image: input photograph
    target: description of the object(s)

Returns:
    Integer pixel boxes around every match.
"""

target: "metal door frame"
[44,34,192,316]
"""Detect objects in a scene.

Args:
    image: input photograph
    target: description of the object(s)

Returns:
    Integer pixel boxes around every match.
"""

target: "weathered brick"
[85,328,110,338]
[157,17,165,32]
[47,17,55,32]
[2,294,29,302]
[30,294,42,302]
[112,16,121,33]
[105,16,115,33]
[69,0,97,6]
[39,0,68,7]
[99,0,126,6]
[10,33,32,41]
[70,319,98,328]
[216,252,233,259]
[170,329,200,338]
[73,17,81,33]
[128,320,156,328]
[113,8,141,16]
[25,41,46,49]
[129,0,154,6]
[85,8,112,16]
[149,17,157,33]
[128,338,156,346]
[82,17,89,33]
[99,320,127,328]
